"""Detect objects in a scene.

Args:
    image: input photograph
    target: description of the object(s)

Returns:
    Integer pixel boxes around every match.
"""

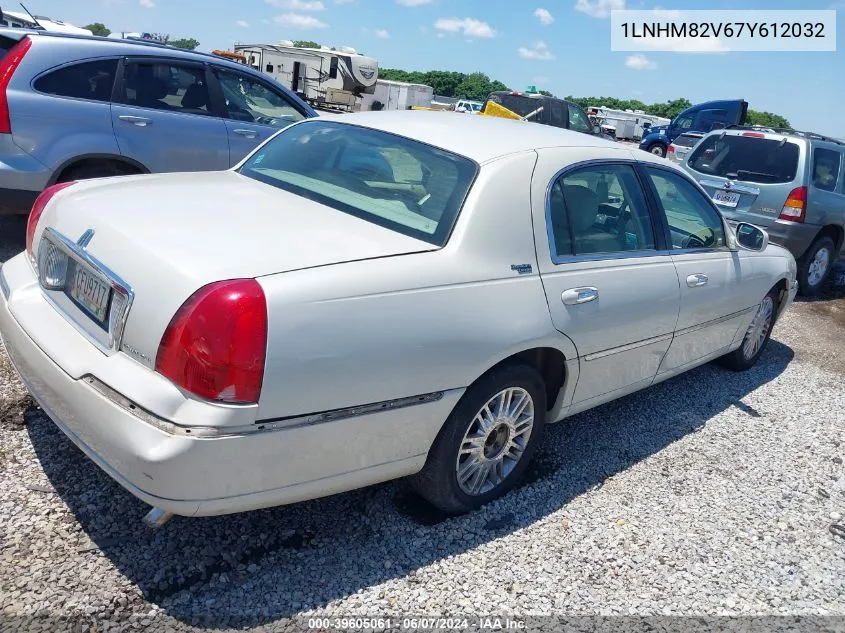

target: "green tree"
[169,38,200,50]
[84,22,111,37]
[746,110,791,129]
[538,90,555,97]
[293,40,320,48]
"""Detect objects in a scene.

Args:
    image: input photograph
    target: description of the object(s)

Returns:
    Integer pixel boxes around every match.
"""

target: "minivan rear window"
[673,134,703,148]
[688,135,800,184]
[0,35,20,59]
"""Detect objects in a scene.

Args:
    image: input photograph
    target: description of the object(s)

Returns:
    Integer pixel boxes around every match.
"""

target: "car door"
[210,66,310,166]
[111,58,229,173]
[640,164,757,374]
[533,149,681,409]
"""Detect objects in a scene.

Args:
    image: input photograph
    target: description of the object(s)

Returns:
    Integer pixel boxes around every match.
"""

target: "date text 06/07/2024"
[306,617,527,630]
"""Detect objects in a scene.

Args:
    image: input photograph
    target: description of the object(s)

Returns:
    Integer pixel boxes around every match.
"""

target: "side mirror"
[593,124,601,135]
[734,222,769,252]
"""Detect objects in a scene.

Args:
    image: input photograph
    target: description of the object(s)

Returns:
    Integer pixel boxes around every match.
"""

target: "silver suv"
[682,127,844,295]
[0,29,316,214]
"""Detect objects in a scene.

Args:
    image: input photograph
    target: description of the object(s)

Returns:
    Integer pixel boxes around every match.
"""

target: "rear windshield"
[688,135,800,184]
[238,120,478,246]
[0,35,21,59]
[673,135,702,148]
[484,93,544,118]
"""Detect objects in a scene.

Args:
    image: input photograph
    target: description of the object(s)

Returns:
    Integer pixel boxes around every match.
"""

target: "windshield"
[485,93,543,118]
[238,121,478,246]
[688,135,800,184]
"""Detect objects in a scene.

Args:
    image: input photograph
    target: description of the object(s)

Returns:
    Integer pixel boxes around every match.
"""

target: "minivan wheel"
[797,236,836,296]
[411,364,546,515]
[717,288,779,372]
[648,143,666,157]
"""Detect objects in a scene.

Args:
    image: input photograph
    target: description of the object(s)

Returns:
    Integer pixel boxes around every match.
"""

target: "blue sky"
[35,0,845,138]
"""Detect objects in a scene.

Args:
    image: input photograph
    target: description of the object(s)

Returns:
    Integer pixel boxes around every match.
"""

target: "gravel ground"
[0,218,844,632]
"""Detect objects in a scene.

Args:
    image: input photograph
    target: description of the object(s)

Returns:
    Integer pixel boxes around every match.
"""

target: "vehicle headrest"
[181,83,207,109]
[562,184,599,232]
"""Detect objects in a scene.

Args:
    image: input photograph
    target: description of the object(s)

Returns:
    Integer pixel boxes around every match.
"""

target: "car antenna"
[18,2,44,29]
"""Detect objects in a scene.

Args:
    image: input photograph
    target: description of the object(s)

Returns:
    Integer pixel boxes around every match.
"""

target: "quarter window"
[215,68,306,128]
[33,59,118,101]
[548,164,656,257]
[646,168,727,250]
[812,148,841,193]
[568,103,593,134]
[120,62,211,115]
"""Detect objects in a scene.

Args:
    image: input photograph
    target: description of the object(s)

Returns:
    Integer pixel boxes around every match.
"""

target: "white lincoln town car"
[0,111,798,525]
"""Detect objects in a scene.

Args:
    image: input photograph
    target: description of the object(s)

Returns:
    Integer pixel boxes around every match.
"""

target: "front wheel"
[797,236,836,296]
[717,288,779,372]
[412,364,546,515]
[647,143,667,157]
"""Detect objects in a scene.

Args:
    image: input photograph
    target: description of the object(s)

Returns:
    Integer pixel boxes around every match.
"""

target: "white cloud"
[534,8,554,25]
[434,17,496,37]
[398,0,434,5]
[624,53,657,70]
[574,0,625,19]
[266,0,325,9]
[236,19,249,27]
[375,28,390,38]
[518,40,555,60]
[335,0,355,3]
[274,12,329,28]
[139,0,155,7]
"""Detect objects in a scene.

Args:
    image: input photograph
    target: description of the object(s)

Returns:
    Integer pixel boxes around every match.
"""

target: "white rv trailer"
[234,41,378,111]
[359,79,433,112]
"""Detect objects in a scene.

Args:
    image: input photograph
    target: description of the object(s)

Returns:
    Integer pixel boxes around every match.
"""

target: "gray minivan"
[681,127,844,295]
[0,28,317,215]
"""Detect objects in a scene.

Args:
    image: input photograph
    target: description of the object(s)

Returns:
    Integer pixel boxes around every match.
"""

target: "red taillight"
[778,186,807,223]
[0,36,32,134]
[155,279,268,404]
[742,132,766,138]
[26,181,76,259]
[667,145,676,153]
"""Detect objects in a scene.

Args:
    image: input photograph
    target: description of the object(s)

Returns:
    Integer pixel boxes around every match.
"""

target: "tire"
[717,288,779,372]
[411,364,547,515]
[797,236,836,297]
[647,143,666,158]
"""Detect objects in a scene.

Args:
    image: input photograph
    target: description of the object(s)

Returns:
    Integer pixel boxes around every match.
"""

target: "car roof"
[701,127,845,149]
[317,110,621,163]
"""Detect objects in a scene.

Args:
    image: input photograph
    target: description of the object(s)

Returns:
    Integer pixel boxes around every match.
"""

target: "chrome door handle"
[118,115,153,127]
[233,129,258,139]
[562,287,599,305]
[686,273,709,288]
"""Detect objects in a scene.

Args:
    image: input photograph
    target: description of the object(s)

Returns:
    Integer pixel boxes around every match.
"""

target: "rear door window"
[119,62,212,115]
[33,59,118,102]
[812,148,841,192]
[688,135,800,184]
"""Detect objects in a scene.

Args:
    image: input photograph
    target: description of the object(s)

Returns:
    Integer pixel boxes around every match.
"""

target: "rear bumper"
[0,135,50,214]
[0,257,461,517]
[0,187,38,215]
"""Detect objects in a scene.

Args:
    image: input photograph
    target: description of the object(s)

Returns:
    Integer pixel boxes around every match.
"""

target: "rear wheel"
[412,364,546,515]
[647,143,667,158]
[797,236,835,296]
[717,288,779,372]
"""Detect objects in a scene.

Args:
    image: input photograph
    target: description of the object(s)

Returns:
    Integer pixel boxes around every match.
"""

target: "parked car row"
[666,126,845,296]
[0,28,316,214]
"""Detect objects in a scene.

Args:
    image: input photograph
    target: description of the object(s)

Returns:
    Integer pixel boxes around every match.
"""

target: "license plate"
[712,189,741,208]
[67,263,111,325]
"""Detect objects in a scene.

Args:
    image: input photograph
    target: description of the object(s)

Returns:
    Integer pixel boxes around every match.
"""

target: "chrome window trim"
[38,228,134,355]
[544,158,664,266]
